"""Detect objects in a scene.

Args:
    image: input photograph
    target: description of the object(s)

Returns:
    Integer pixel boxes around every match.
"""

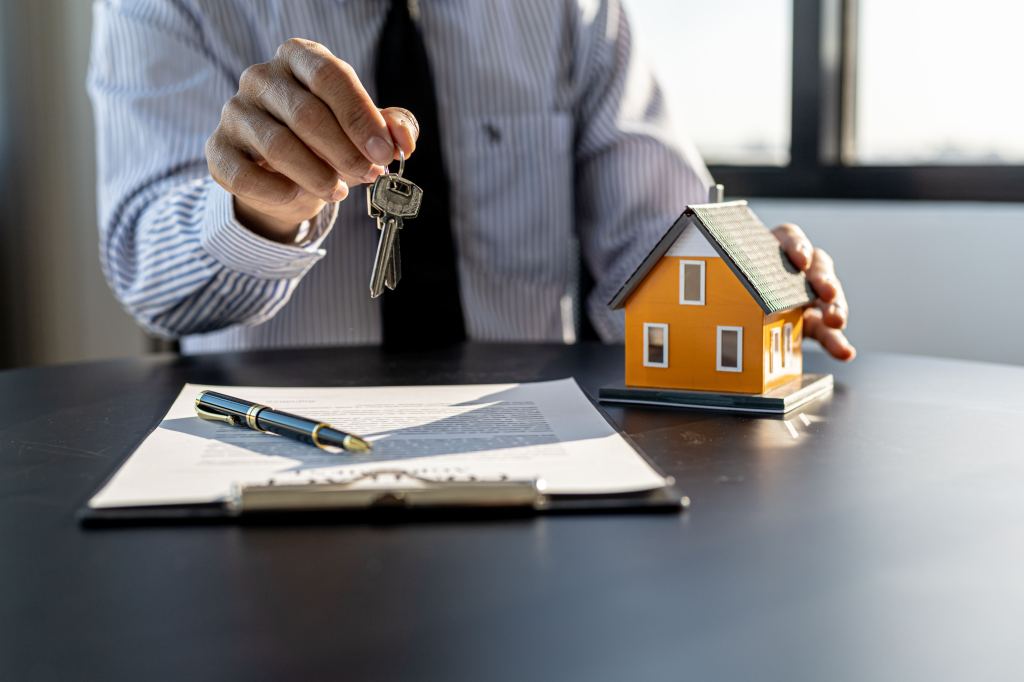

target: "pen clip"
[195,405,240,427]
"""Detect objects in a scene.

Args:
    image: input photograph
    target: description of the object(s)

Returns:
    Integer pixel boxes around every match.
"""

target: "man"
[88,0,854,360]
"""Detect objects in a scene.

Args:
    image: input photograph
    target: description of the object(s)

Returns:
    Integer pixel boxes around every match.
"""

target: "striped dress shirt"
[88,0,711,353]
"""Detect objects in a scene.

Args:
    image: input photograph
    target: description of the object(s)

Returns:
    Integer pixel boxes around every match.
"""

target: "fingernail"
[331,180,349,202]
[366,136,394,165]
[400,113,419,138]
[797,245,812,269]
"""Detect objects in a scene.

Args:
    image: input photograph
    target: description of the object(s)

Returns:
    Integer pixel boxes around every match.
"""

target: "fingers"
[814,298,848,330]
[804,307,856,361]
[222,100,349,203]
[277,38,395,166]
[380,107,419,159]
[211,40,401,239]
[214,37,407,233]
[805,246,836,301]
[254,72,385,185]
[209,141,327,241]
[772,223,813,271]
[773,224,850,330]
[773,223,854,356]
[808,247,848,328]
[207,135,304,206]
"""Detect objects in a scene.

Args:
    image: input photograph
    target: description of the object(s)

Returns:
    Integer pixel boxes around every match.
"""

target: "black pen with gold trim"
[194,390,372,453]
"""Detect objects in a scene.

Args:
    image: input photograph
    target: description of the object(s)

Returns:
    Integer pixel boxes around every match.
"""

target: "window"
[679,260,706,305]
[628,0,1024,201]
[855,0,1024,164]
[770,328,781,374]
[716,326,743,372]
[625,0,791,165]
[783,322,793,367]
[643,323,669,368]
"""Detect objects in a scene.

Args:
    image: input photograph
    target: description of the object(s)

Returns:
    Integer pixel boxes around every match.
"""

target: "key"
[370,211,399,292]
[385,230,401,290]
[366,184,396,297]
[366,159,423,298]
[373,174,420,291]
[369,173,423,220]
[370,215,401,298]
[366,186,392,298]
[367,184,402,292]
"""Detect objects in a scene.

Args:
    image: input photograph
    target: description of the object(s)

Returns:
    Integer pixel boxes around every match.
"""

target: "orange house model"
[608,199,814,395]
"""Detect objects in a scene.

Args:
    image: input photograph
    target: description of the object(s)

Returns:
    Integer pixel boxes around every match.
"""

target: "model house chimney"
[708,184,725,203]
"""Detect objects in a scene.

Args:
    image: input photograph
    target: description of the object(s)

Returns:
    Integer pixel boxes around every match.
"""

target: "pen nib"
[342,435,373,453]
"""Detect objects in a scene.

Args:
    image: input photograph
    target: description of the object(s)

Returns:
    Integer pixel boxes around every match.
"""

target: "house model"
[607,191,815,396]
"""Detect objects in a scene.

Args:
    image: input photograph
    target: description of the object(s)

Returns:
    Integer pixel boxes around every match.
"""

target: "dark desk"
[2,344,1023,681]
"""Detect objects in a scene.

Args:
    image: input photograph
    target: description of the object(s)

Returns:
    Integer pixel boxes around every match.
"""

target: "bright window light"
[625,0,792,166]
[855,0,1024,164]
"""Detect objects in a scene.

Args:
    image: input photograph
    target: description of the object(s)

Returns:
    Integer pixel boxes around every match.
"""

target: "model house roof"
[608,200,814,314]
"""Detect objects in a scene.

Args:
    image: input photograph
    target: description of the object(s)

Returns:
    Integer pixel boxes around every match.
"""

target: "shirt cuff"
[199,180,340,279]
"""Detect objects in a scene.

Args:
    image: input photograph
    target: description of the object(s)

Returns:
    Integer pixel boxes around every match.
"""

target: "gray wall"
[753,200,1024,366]
[0,3,1020,368]
[0,1,147,368]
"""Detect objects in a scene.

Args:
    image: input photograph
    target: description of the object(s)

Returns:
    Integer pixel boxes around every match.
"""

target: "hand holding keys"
[367,151,423,298]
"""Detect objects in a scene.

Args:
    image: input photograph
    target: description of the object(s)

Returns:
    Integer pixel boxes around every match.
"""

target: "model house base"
[598,373,833,415]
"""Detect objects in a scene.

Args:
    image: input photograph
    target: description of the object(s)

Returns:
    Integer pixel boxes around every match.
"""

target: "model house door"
[770,328,781,376]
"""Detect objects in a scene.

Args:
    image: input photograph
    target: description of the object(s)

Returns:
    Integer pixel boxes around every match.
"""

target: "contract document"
[89,378,668,509]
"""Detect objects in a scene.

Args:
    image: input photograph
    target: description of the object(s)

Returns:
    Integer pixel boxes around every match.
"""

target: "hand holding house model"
[599,186,835,414]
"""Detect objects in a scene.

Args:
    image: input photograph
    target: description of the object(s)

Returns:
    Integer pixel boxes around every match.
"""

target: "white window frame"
[643,323,669,368]
[769,327,781,375]
[679,260,706,306]
[783,322,793,369]
[716,325,743,373]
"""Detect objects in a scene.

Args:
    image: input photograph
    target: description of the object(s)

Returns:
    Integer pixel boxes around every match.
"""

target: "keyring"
[387,149,405,178]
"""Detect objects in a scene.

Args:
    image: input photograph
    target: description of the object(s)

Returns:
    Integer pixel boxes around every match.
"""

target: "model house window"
[679,260,705,305]
[643,323,669,368]
[770,328,781,374]
[716,326,743,372]
[783,322,793,368]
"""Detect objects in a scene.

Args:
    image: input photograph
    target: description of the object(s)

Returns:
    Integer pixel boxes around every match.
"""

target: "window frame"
[769,327,781,375]
[706,0,1024,202]
[783,322,794,367]
[716,325,744,373]
[678,260,706,306]
[643,322,669,368]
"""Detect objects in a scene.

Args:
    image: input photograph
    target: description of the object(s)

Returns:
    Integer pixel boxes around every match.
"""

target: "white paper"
[89,378,667,508]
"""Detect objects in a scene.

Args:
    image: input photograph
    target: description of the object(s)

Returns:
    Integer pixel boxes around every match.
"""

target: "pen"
[194,390,372,453]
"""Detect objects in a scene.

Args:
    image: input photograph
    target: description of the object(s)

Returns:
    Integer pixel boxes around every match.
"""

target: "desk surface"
[2,344,1023,681]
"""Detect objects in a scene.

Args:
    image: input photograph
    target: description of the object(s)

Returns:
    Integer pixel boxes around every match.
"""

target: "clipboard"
[77,379,688,527]
[78,469,688,527]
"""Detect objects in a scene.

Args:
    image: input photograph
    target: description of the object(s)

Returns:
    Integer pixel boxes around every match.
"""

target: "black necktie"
[375,0,466,349]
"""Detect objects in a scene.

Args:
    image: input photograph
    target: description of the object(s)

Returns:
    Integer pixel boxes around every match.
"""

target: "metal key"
[366,152,423,298]
[366,187,392,294]
[369,214,402,297]
[370,198,400,291]
[371,174,420,290]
